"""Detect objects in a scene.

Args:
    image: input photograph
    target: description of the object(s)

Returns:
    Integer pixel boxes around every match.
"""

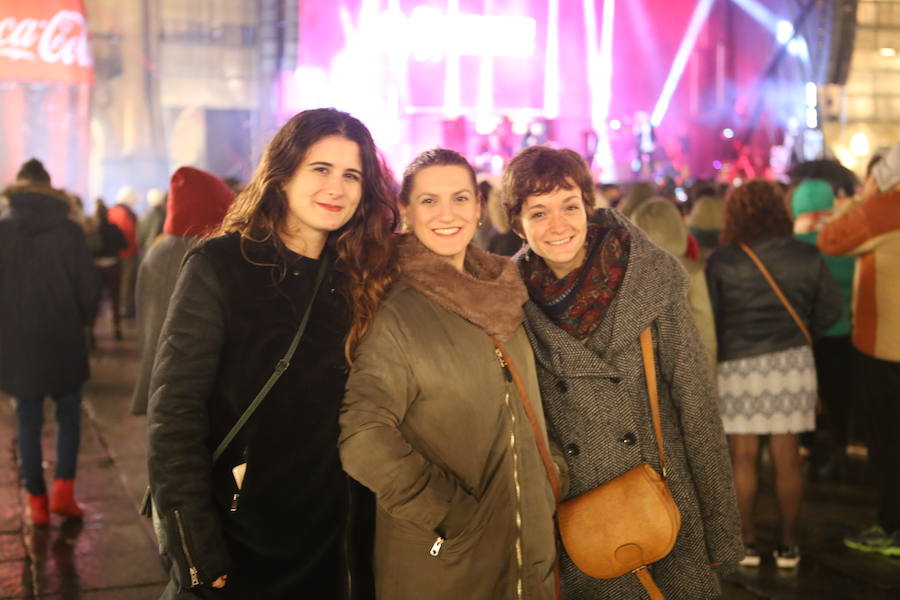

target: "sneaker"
[773,544,801,569]
[878,531,900,557]
[739,543,761,567]
[844,525,892,554]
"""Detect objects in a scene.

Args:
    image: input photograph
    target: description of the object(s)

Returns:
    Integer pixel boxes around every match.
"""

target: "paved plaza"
[1,320,899,599]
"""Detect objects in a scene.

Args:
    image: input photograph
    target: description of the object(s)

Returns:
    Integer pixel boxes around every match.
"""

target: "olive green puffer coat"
[340,237,558,600]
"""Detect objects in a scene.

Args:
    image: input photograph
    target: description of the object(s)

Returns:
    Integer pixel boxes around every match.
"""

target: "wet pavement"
[2,317,900,599]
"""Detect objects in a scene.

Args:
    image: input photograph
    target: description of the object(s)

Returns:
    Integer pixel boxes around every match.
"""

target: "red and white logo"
[0,2,93,85]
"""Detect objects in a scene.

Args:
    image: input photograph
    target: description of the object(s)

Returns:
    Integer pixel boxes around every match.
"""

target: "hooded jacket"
[630,198,717,372]
[340,236,558,600]
[0,184,99,397]
[131,167,233,415]
[520,209,742,599]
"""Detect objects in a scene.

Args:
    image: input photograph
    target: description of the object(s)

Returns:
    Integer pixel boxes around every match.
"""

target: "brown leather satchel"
[490,328,680,599]
[555,328,681,600]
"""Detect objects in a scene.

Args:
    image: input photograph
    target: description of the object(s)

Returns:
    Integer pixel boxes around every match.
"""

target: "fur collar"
[397,234,527,341]
[2,183,70,230]
[2,182,70,204]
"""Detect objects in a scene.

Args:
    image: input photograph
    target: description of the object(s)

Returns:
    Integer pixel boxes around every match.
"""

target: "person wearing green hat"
[791,179,857,481]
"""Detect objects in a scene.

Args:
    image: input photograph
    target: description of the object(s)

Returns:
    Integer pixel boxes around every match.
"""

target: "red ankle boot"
[28,494,50,526]
[49,479,83,519]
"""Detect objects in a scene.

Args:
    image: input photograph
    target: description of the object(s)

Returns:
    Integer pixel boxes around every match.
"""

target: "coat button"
[621,433,637,445]
[556,380,568,393]
[609,376,621,383]
[565,443,580,457]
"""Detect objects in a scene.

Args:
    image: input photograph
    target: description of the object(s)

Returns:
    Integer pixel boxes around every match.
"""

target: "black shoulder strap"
[211,254,330,462]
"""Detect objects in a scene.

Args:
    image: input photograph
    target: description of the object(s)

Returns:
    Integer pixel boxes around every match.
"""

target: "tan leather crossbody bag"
[495,328,680,600]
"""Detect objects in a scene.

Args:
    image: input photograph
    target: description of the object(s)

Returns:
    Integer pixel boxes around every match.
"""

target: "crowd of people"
[1,106,898,599]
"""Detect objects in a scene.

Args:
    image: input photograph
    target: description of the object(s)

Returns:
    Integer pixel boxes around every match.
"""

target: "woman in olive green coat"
[340,149,559,599]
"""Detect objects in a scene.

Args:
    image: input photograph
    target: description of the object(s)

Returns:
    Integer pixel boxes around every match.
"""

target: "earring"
[400,220,409,233]
[478,220,484,227]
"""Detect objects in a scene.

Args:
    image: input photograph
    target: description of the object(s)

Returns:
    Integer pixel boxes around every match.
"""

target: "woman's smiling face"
[402,164,481,271]
[518,181,589,279]
[281,135,363,252]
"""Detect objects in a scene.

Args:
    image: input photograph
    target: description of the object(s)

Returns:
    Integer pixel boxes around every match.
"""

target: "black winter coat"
[0,184,99,398]
[147,233,373,599]
[705,237,842,362]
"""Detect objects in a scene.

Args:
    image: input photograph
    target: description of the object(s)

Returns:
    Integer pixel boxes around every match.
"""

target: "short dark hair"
[501,146,595,230]
[399,148,479,207]
[720,179,792,246]
[16,158,51,185]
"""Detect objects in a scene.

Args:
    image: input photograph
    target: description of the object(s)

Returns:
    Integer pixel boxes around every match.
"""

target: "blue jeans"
[14,390,82,495]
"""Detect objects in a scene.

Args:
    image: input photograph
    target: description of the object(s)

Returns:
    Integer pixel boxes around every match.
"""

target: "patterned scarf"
[521,222,630,339]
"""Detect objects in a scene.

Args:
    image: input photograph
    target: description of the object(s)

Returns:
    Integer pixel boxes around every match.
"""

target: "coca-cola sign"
[0,1,93,85]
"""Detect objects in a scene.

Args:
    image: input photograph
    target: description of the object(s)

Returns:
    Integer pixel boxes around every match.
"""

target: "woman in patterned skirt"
[706,179,842,568]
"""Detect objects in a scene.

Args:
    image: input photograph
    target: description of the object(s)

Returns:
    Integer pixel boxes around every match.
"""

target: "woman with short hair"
[503,145,742,599]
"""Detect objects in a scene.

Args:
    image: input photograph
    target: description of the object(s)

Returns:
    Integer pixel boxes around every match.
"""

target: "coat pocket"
[229,462,247,512]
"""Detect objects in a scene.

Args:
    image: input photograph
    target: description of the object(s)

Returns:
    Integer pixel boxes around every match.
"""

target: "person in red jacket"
[108,187,139,319]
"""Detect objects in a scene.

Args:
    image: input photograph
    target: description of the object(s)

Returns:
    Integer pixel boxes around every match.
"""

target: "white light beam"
[650,0,716,128]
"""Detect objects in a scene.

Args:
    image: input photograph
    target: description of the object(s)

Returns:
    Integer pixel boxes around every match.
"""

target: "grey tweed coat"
[520,209,743,599]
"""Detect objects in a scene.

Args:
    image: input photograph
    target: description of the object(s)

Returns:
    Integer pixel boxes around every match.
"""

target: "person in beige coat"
[630,197,718,372]
[340,148,559,600]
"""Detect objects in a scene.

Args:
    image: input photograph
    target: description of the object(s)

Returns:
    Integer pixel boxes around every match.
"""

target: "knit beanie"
[872,142,900,192]
[146,188,165,209]
[791,179,834,216]
[163,166,234,236]
[16,158,51,184]
[117,186,140,208]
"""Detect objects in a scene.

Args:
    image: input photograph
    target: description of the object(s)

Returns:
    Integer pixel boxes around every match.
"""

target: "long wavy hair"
[216,108,399,361]
[719,179,792,246]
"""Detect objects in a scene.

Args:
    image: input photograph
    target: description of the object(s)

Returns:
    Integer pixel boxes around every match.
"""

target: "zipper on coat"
[173,508,202,587]
[494,348,513,382]
[230,493,239,512]
[343,478,354,599]
[429,536,445,556]
[496,348,525,600]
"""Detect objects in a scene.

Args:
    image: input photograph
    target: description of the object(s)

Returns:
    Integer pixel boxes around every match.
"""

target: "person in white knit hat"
[137,187,166,253]
[819,142,900,557]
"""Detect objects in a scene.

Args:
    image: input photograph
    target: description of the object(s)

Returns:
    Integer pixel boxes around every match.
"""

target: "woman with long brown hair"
[147,108,396,599]
[706,179,841,569]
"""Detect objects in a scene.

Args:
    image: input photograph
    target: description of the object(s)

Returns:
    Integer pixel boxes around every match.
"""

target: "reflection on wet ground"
[1,319,899,598]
